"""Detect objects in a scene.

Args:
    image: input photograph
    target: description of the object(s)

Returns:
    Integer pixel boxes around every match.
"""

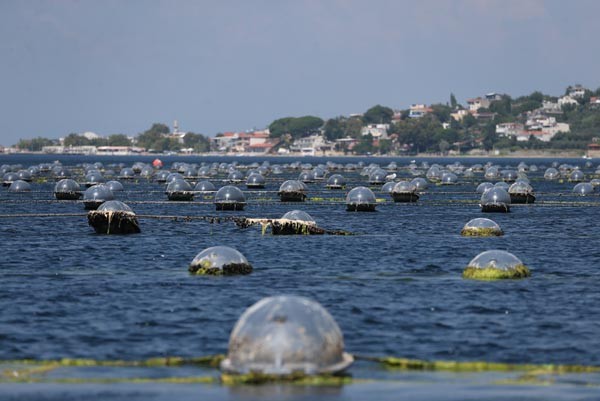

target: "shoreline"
[0,150,588,159]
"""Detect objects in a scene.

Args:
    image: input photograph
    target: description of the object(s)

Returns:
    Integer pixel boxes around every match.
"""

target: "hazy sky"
[1,0,599,145]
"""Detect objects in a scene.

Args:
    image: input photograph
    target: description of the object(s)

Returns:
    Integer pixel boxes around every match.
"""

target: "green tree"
[269,116,324,139]
[438,139,449,154]
[450,93,458,109]
[136,123,170,150]
[107,134,131,146]
[489,95,512,116]
[183,132,210,153]
[363,104,394,124]
[63,133,91,147]
[16,137,55,151]
[323,118,345,141]
[482,123,497,151]
[352,134,374,154]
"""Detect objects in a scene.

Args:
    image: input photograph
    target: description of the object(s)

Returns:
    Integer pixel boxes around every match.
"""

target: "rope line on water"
[2,354,599,386]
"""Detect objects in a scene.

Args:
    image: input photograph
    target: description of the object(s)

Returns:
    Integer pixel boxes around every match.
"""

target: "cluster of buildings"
[8,84,598,155]
[493,86,595,142]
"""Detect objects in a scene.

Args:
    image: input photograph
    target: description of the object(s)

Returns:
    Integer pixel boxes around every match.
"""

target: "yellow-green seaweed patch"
[462,265,531,280]
[460,227,504,237]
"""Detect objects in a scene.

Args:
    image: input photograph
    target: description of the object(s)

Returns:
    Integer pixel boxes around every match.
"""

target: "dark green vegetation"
[14,86,600,154]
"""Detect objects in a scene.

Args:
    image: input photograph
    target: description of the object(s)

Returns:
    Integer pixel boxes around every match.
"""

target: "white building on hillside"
[361,124,389,139]
[558,95,579,107]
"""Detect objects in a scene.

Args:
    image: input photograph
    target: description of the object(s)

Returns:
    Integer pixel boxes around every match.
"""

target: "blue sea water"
[1,154,599,400]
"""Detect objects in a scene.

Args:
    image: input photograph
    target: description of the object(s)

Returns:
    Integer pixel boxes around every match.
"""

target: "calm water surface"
[1,155,599,400]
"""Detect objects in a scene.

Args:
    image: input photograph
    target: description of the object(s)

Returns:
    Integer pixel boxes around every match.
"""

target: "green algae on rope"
[361,355,600,374]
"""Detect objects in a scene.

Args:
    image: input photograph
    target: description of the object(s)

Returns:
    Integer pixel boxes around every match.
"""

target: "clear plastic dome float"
[569,170,585,183]
[188,246,252,275]
[298,171,315,184]
[368,169,387,185]
[220,295,353,378]
[278,180,307,202]
[391,181,419,203]
[381,181,396,194]
[118,167,136,180]
[83,184,115,210]
[346,186,377,211]
[84,172,105,187]
[246,173,266,189]
[8,180,31,192]
[476,182,494,194]
[106,180,124,192]
[544,167,560,181]
[460,218,503,237]
[228,170,245,183]
[440,172,458,185]
[87,200,140,234]
[410,177,428,191]
[54,178,82,200]
[326,174,346,190]
[508,182,536,204]
[573,182,593,196]
[215,185,246,211]
[166,179,194,201]
[463,250,530,280]
[155,170,170,183]
[480,187,511,213]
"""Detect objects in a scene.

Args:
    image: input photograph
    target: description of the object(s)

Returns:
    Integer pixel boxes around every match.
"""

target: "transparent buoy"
[54,178,82,200]
[480,187,511,213]
[326,174,346,189]
[215,185,246,210]
[278,180,306,202]
[346,186,377,211]
[8,180,31,192]
[166,179,194,201]
[508,182,535,204]
[463,250,530,280]
[83,185,115,210]
[573,182,593,195]
[220,295,353,375]
[189,246,252,275]
[476,182,494,194]
[461,218,503,236]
